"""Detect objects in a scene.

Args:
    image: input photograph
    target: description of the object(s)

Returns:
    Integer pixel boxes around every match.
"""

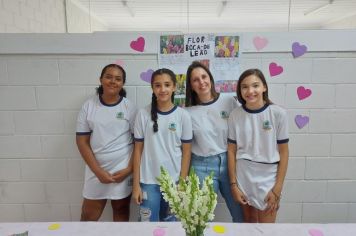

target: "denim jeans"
[139,183,176,222]
[190,152,243,222]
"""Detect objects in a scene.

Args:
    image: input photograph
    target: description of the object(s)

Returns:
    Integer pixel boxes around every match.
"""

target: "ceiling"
[75,0,356,32]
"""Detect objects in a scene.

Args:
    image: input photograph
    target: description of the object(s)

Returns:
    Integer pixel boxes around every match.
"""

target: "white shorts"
[236,158,277,211]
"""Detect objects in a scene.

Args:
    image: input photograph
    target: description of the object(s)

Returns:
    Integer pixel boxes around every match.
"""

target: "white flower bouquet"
[157,167,217,236]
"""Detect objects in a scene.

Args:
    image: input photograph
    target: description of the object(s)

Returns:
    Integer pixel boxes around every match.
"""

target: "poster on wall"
[158,33,241,106]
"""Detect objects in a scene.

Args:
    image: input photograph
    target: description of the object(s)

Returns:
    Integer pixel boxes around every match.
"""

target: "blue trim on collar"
[157,105,177,115]
[242,103,269,113]
[200,94,219,106]
[99,95,123,107]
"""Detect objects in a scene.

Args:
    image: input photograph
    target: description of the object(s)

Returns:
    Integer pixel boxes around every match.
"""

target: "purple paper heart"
[140,69,154,83]
[292,42,307,58]
[295,115,309,129]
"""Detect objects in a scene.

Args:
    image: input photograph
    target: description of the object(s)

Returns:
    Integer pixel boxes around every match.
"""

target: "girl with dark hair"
[228,68,289,223]
[184,61,243,222]
[132,68,192,222]
[76,64,137,221]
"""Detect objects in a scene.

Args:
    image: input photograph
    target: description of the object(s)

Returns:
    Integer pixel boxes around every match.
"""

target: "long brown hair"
[185,61,218,107]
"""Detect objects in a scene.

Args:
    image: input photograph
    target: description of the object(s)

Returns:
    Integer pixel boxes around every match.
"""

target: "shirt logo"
[116,112,124,119]
[168,122,177,131]
[263,120,272,130]
[220,111,229,119]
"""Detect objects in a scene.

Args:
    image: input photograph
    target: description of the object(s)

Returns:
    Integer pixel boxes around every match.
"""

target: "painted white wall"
[0,0,107,33]
[0,0,66,33]
[0,31,356,223]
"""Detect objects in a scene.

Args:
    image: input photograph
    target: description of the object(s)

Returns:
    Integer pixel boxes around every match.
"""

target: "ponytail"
[151,93,159,132]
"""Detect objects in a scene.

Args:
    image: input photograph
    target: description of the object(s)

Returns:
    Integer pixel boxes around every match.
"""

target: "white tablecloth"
[1,222,355,236]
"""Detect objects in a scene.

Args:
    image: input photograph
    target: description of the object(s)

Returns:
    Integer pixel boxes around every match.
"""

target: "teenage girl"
[132,68,192,222]
[76,64,137,221]
[227,68,289,223]
[184,61,243,222]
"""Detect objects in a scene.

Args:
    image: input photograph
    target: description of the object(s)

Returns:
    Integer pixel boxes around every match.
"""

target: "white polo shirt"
[134,105,193,184]
[76,95,137,199]
[228,104,289,164]
[184,94,239,156]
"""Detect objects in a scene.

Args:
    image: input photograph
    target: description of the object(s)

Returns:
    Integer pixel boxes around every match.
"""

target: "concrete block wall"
[0,32,356,223]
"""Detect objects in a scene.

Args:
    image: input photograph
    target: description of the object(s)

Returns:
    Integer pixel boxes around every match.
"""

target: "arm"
[180,142,192,179]
[227,142,248,205]
[264,143,289,212]
[76,135,114,183]
[273,143,289,197]
[112,149,133,183]
[132,141,144,204]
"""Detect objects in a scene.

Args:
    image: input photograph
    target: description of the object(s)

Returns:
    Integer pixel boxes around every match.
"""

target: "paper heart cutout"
[114,59,124,67]
[153,228,166,236]
[253,36,268,51]
[295,115,309,129]
[297,86,312,100]
[140,69,154,83]
[130,36,145,52]
[269,62,283,76]
[308,229,324,236]
[292,42,307,58]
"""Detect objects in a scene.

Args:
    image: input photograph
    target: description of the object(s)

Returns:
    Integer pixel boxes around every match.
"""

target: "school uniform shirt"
[228,103,289,163]
[184,94,239,157]
[76,95,137,199]
[134,105,193,184]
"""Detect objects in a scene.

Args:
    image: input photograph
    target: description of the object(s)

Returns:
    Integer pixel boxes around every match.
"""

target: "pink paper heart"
[253,36,268,51]
[153,228,166,236]
[130,36,145,52]
[114,59,124,67]
[292,42,307,58]
[269,62,283,76]
[140,69,154,83]
[308,229,324,236]
[295,115,309,129]
[297,86,312,100]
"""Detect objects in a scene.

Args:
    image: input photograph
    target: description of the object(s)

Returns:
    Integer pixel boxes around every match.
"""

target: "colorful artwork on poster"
[175,74,186,95]
[160,35,184,54]
[214,36,239,58]
[215,80,237,93]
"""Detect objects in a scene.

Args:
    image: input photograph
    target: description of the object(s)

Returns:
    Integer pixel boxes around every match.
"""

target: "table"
[1,222,355,236]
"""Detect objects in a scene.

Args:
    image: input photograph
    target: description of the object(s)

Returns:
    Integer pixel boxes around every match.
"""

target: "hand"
[112,169,130,183]
[132,185,143,205]
[231,184,248,205]
[264,189,280,213]
[95,169,115,184]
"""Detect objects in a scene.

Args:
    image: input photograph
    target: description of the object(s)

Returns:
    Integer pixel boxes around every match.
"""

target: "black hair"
[185,61,218,107]
[96,64,127,97]
[236,68,272,105]
[151,68,177,132]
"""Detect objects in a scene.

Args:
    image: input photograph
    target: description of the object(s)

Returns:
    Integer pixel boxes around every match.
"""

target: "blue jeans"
[139,183,176,222]
[191,152,243,222]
